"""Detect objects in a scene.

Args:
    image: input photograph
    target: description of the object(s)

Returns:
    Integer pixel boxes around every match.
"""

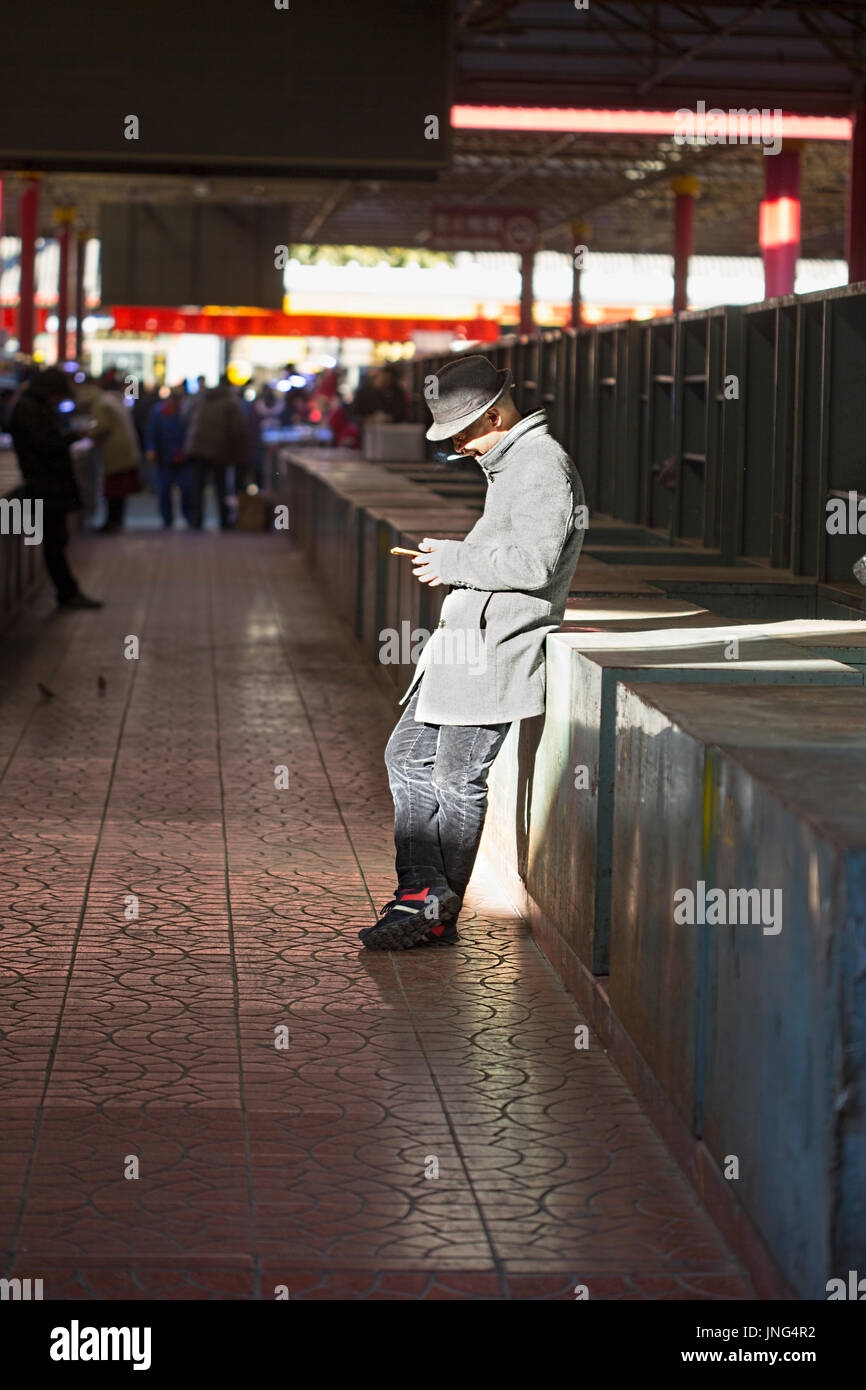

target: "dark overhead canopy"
[455,0,866,115]
[0,0,452,178]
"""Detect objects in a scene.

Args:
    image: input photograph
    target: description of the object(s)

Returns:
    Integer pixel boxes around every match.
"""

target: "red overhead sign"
[429,205,539,252]
[106,307,501,342]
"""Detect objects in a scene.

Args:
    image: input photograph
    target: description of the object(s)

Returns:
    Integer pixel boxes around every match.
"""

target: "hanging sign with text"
[429,205,539,252]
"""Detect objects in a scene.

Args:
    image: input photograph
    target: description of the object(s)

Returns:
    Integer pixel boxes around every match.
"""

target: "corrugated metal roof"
[455,1,866,115]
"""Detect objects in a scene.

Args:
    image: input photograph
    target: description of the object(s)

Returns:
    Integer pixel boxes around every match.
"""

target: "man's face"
[452,407,503,457]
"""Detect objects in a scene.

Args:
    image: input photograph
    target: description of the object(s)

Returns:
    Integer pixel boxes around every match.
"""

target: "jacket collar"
[478,409,548,477]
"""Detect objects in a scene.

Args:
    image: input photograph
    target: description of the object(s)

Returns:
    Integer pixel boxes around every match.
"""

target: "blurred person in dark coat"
[352,364,407,423]
[131,380,160,490]
[184,375,247,529]
[9,368,102,609]
[131,381,160,448]
[181,376,206,422]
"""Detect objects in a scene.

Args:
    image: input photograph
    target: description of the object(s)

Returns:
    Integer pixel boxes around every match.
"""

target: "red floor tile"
[0,530,754,1300]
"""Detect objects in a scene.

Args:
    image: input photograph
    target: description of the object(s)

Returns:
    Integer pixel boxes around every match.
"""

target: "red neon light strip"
[451,106,851,141]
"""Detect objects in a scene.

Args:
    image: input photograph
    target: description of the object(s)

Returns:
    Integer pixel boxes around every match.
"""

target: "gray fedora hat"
[425,354,512,441]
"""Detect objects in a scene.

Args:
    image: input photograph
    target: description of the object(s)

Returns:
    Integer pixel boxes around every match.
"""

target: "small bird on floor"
[37,682,55,699]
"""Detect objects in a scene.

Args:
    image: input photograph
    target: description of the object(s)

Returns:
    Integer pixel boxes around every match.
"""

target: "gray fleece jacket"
[402,410,585,725]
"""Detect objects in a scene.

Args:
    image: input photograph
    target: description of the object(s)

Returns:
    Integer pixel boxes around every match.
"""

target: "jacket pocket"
[441,588,492,631]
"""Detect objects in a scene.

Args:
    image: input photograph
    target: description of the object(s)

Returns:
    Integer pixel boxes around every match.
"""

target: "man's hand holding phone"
[412,538,447,587]
[390,540,447,586]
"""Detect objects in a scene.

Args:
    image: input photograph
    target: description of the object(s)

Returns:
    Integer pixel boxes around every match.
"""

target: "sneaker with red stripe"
[414,918,460,947]
[359,886,460,951]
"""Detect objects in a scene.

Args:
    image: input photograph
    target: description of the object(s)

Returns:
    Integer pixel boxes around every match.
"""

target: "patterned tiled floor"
[0,526,754,1299]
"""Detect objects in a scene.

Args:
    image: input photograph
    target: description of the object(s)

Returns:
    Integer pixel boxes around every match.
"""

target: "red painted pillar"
[760,142,802,299]
[18,175,40,357]
[671,176,699,313]
[519,247,535,334]
[55,208,75,364]
[847,109,866,283]
[75,231,87,361]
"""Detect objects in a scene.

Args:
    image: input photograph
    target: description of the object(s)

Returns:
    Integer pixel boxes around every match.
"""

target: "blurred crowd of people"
[0,358,414,610]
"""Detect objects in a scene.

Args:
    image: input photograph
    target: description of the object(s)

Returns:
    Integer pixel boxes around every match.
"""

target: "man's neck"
[480,413,523,455]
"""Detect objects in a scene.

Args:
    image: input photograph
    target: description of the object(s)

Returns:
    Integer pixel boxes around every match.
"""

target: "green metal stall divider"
[412,281,866,587]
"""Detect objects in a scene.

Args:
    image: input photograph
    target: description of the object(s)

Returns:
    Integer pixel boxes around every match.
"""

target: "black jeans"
[384,684,510,906]
[42,508,79,603]
[189,458,230,528]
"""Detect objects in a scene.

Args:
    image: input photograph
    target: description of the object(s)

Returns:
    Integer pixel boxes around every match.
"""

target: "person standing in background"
[246,384,286,489]
[352,364,408,424]
[281,365,309,425]
[181,375,208,423]
[131,380,161,491]
[146,384,197,528]
[9,368,102,609]
[75,377,142,533]
[131,380,160,449]
[322,367,360,448]
[184,374,247,529]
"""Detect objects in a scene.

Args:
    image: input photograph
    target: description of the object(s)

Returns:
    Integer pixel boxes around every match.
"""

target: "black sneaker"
[359,886,460,951]
[414,919,460,947]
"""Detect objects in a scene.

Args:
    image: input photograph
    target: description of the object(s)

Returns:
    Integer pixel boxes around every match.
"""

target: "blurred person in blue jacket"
[146,385,196,528]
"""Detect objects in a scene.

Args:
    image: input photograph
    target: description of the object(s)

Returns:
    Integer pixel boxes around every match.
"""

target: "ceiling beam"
[474,133,583,203]
[458,0,523,34]
[538,147,710,244]
[299,182,353,242]
[579,3,661,66]
[797,8,866,79]
[637,0,783,95]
